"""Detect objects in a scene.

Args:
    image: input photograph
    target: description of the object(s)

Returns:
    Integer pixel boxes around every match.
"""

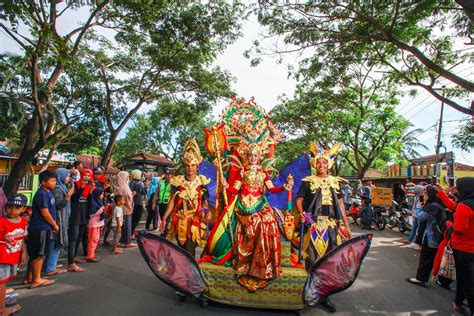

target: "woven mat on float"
[199,242,306,310]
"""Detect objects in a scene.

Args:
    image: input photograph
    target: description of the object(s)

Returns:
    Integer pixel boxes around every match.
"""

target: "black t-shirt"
[297,179,342,218]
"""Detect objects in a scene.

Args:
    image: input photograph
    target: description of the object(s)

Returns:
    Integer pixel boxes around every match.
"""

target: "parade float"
[138,97,372,313]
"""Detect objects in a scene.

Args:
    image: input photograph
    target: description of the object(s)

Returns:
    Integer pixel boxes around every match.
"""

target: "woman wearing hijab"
[44,168,74,275]
[86,188,105,262]
[115,171,136,248]
[406,185,447,287]
[146,177,160,230]
[406,185,424,248]
[130,170,146,236]
[450,177,474,314]
[68,169,94,272]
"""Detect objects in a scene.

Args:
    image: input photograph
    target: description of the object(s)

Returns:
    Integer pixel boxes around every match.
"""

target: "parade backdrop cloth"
[304,234,372,306]
[138,233,205,298]
[266,154,311,211]
[199,161,217,209]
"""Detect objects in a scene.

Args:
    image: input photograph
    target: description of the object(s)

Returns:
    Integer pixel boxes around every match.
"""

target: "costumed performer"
[296,142,352,313]
[221,142,293,293]
[160,139,210,257]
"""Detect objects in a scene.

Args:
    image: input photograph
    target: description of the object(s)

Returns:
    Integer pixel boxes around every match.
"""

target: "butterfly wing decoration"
[199,160,218,209]
[137,232,206,298]
[266,154,311,211]
[304,234,372,306]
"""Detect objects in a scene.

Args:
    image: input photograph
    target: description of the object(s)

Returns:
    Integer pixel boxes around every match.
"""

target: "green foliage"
[452,120,474,152]
[77,0,244,165]
[113,98,215,166]
[255,0,473,115]
[271,64,409,178]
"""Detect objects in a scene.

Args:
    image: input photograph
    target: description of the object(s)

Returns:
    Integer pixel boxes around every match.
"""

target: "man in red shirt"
[0,194,28,315]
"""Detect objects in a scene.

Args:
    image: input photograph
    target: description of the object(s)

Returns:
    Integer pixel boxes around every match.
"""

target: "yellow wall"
[440,169,474,187]
[0,159,8,173]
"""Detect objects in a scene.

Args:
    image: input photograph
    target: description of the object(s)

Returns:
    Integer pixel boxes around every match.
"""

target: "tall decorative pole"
[203,124,234,247]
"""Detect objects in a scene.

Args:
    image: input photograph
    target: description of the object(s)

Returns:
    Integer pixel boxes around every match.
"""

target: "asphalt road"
[11,224,462,316]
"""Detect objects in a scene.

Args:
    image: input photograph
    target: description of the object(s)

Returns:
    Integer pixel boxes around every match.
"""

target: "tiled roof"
[126,153,175,165]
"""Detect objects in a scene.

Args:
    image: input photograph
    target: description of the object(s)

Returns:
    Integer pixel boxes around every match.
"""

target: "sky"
[1,4,472,166]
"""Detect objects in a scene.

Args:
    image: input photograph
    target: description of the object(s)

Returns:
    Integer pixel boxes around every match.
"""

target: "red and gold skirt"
[233,204,282,280]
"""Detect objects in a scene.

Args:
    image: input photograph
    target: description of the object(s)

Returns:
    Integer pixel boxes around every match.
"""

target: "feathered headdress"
[182,139,203,165]
[309,142,342,169]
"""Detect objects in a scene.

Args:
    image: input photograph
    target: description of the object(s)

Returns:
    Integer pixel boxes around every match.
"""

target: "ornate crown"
[309,142,342,169]
[182,139,203,165]
[220,97,283,160]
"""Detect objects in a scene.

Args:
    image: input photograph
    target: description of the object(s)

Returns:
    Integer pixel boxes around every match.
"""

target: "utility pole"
[435,87,446,155]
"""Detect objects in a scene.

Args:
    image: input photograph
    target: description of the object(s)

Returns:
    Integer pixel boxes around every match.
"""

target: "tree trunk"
[3,117,43,197]
[39,144,59,173]
[100,130,120,168]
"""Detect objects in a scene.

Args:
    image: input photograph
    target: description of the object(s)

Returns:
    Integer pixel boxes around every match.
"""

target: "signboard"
[371,187,393,206]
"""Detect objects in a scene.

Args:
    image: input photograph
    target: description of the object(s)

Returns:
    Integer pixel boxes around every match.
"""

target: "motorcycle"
[372,206,387,231]
[387,200,412,233]
[347,196,361,224]
[349,196,386,231]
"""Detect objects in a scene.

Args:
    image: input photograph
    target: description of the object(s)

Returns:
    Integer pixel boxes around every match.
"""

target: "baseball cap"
[6,194,28,207]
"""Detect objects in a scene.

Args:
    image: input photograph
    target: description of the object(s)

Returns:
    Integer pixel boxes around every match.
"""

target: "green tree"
[398,126,430,160]
[452,119,474,152]
[255,0,473,115]
[83,0,243,167]
[113,98,214,166]
[0,1,110,196]
[272,64,409,179]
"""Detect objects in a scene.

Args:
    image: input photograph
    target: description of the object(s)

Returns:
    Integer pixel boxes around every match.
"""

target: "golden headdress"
[309,142,342,169]
[220,97,283,161]
[182,139,203,165]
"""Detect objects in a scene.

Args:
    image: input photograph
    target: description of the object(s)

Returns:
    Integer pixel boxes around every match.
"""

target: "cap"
[6,194,28,207]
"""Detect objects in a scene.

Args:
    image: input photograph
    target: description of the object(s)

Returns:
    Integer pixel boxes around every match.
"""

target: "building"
[123,153,175,174]
[76,154,120,175]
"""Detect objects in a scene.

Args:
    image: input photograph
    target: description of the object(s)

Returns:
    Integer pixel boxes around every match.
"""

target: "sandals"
[405,277,427,288]
[74,258,86,264]
[46,268,68,276]
[29,279,55,289]
[4,304,22,315]
[453,302,466,313]
[68,267,85,273]
[86,257,101,263]
[124,243,137,248]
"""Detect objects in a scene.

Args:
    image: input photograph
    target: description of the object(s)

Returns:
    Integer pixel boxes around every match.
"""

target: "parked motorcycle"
[349,196,386,230]
[372,206,387,231]
[387,200,412,233]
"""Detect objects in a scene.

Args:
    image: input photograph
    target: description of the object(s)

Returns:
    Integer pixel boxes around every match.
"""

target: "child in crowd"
[86,188,105,262]
[26,170,58,289]
[0,194,28,315]
[102,200,115,246]
[111,195,124,254]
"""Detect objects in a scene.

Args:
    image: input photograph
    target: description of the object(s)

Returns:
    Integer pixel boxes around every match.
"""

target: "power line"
[406,99,438,120]
[399,92,432,115]
[454,66,473,75]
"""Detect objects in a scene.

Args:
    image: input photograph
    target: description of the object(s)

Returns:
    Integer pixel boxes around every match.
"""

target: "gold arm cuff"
[233,180,242,191]
[265,180,274,189]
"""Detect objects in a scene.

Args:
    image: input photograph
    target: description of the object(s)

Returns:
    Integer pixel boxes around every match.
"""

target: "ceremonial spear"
[203,124,234,246]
